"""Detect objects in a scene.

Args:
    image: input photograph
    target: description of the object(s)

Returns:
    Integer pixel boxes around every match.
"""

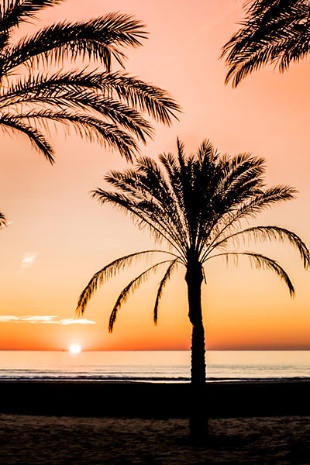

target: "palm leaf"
[2,13,147,74]
[216,226,310,269]
[76,250,174,316]
[13,110,142,162]
[153,258,179,324]
[202,185,297,260]
[0,114,55,163]
[109,259,175,332]
[222,0,310,86]
[0,211,7,228]
[99,72,181,125]
[0,1,63,31]
[208,251,295,296]
[93,187,187,260]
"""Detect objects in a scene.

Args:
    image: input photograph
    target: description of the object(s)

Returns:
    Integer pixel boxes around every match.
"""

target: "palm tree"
[0,0,180,163]
[221,0,310,87]
[76,138,310,443]
[0,211,6,228]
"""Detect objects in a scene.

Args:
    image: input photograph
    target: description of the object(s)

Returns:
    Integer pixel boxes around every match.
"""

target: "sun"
[69,343,82,354]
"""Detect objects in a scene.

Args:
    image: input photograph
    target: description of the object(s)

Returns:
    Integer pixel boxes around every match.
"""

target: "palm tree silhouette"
[0,211,6,228]
[221,0,310,87]
[0,0,180,163]
[76,138,310,442]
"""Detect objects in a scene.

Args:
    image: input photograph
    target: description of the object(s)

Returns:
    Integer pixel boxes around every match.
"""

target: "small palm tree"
[76,138,309,443]
[0,211,6,228]
[0,0,180,163]
[221,0,310,87]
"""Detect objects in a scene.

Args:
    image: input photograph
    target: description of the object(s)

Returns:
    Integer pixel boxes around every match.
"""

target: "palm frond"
[76,250,174,316]
[202,185,297,260]
[1,68,180,129]
[108,259,174,332]
[0,6,180,163]
[208,251,295,296]
[0,114,55,163]
[222,0,310,86]
[3,13,147,74]
[0,69,179,159]
[153,259,179,324]
[0,1,63,24]
[217,226,310,269]
[93,185,188,261]
[2,68,180,128]
[0,211,7,228]
[14,110,142,162]
[99,72,181,126]
[2,84,154,141]
[0,1,63,49]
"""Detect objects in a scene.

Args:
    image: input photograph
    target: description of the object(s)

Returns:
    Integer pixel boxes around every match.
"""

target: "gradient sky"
[0,0,310,351]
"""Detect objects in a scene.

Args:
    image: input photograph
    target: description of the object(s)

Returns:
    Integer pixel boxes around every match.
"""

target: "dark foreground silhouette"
[0,379,309,418]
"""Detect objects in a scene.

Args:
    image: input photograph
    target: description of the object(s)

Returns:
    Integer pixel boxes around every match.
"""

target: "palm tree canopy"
[221,0,310,87]
[77,138,310,330]
[0,211,6,228]
[0,0,180,162]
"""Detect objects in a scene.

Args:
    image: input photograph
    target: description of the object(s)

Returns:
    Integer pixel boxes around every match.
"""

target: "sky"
[0,0,310,351]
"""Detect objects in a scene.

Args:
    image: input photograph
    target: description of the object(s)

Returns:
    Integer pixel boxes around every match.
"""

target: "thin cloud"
[60,318,96,325]
[23,316,57,323]
[20,252,38,271]
[0,315,96,325]
[0,316,20,322]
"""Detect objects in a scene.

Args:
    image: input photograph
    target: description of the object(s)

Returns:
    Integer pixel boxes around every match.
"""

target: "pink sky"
[0,0,310,351]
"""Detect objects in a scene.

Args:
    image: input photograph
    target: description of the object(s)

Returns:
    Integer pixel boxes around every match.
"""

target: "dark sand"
[0,380,310,464]
[1,414,310,464]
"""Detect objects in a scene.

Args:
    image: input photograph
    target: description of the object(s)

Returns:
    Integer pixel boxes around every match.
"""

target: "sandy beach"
[1,413,310,464]
[1,380,310,464]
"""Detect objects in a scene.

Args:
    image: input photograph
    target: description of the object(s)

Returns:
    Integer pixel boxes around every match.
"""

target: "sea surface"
[0,350,310,383]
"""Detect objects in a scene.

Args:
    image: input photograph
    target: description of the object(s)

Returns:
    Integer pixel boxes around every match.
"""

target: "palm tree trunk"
[185,254,208,444]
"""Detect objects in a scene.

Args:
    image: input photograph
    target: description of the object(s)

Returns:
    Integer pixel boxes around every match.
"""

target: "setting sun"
[69,344,81,354]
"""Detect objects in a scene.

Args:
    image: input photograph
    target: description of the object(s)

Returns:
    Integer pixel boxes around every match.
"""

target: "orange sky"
[0,0,310,351]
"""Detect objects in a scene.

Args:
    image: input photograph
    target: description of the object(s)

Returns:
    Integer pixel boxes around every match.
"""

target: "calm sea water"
[0,351,310,383]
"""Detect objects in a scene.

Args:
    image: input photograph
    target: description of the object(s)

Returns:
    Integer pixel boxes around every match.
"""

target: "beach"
[0,380,310,464]
[1,413,310,464]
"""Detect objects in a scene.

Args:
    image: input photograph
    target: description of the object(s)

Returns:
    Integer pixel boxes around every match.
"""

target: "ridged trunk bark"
[185,253,208,444]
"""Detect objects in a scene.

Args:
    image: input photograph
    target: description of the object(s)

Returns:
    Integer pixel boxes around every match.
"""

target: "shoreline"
[1,378,310,418]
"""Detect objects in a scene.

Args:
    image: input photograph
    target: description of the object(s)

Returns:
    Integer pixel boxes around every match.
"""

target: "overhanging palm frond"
[101,72,181,126]
[3,12,147,74]
[0,114,55,163]
[0,5,181,164]
[207,251,295,296]
[1,69,180,128]
[76,250,174,316]
[13,110,145,162]
[221,0,310,87]
[2,74,154,139]
[0,0,63,24]
[0,1,63,46]
[108,258,175,332]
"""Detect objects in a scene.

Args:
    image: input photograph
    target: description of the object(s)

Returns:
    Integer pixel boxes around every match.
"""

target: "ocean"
[1,350,310,383]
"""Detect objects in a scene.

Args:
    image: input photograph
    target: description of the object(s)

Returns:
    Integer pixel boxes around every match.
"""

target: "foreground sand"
[0,414,310,464]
